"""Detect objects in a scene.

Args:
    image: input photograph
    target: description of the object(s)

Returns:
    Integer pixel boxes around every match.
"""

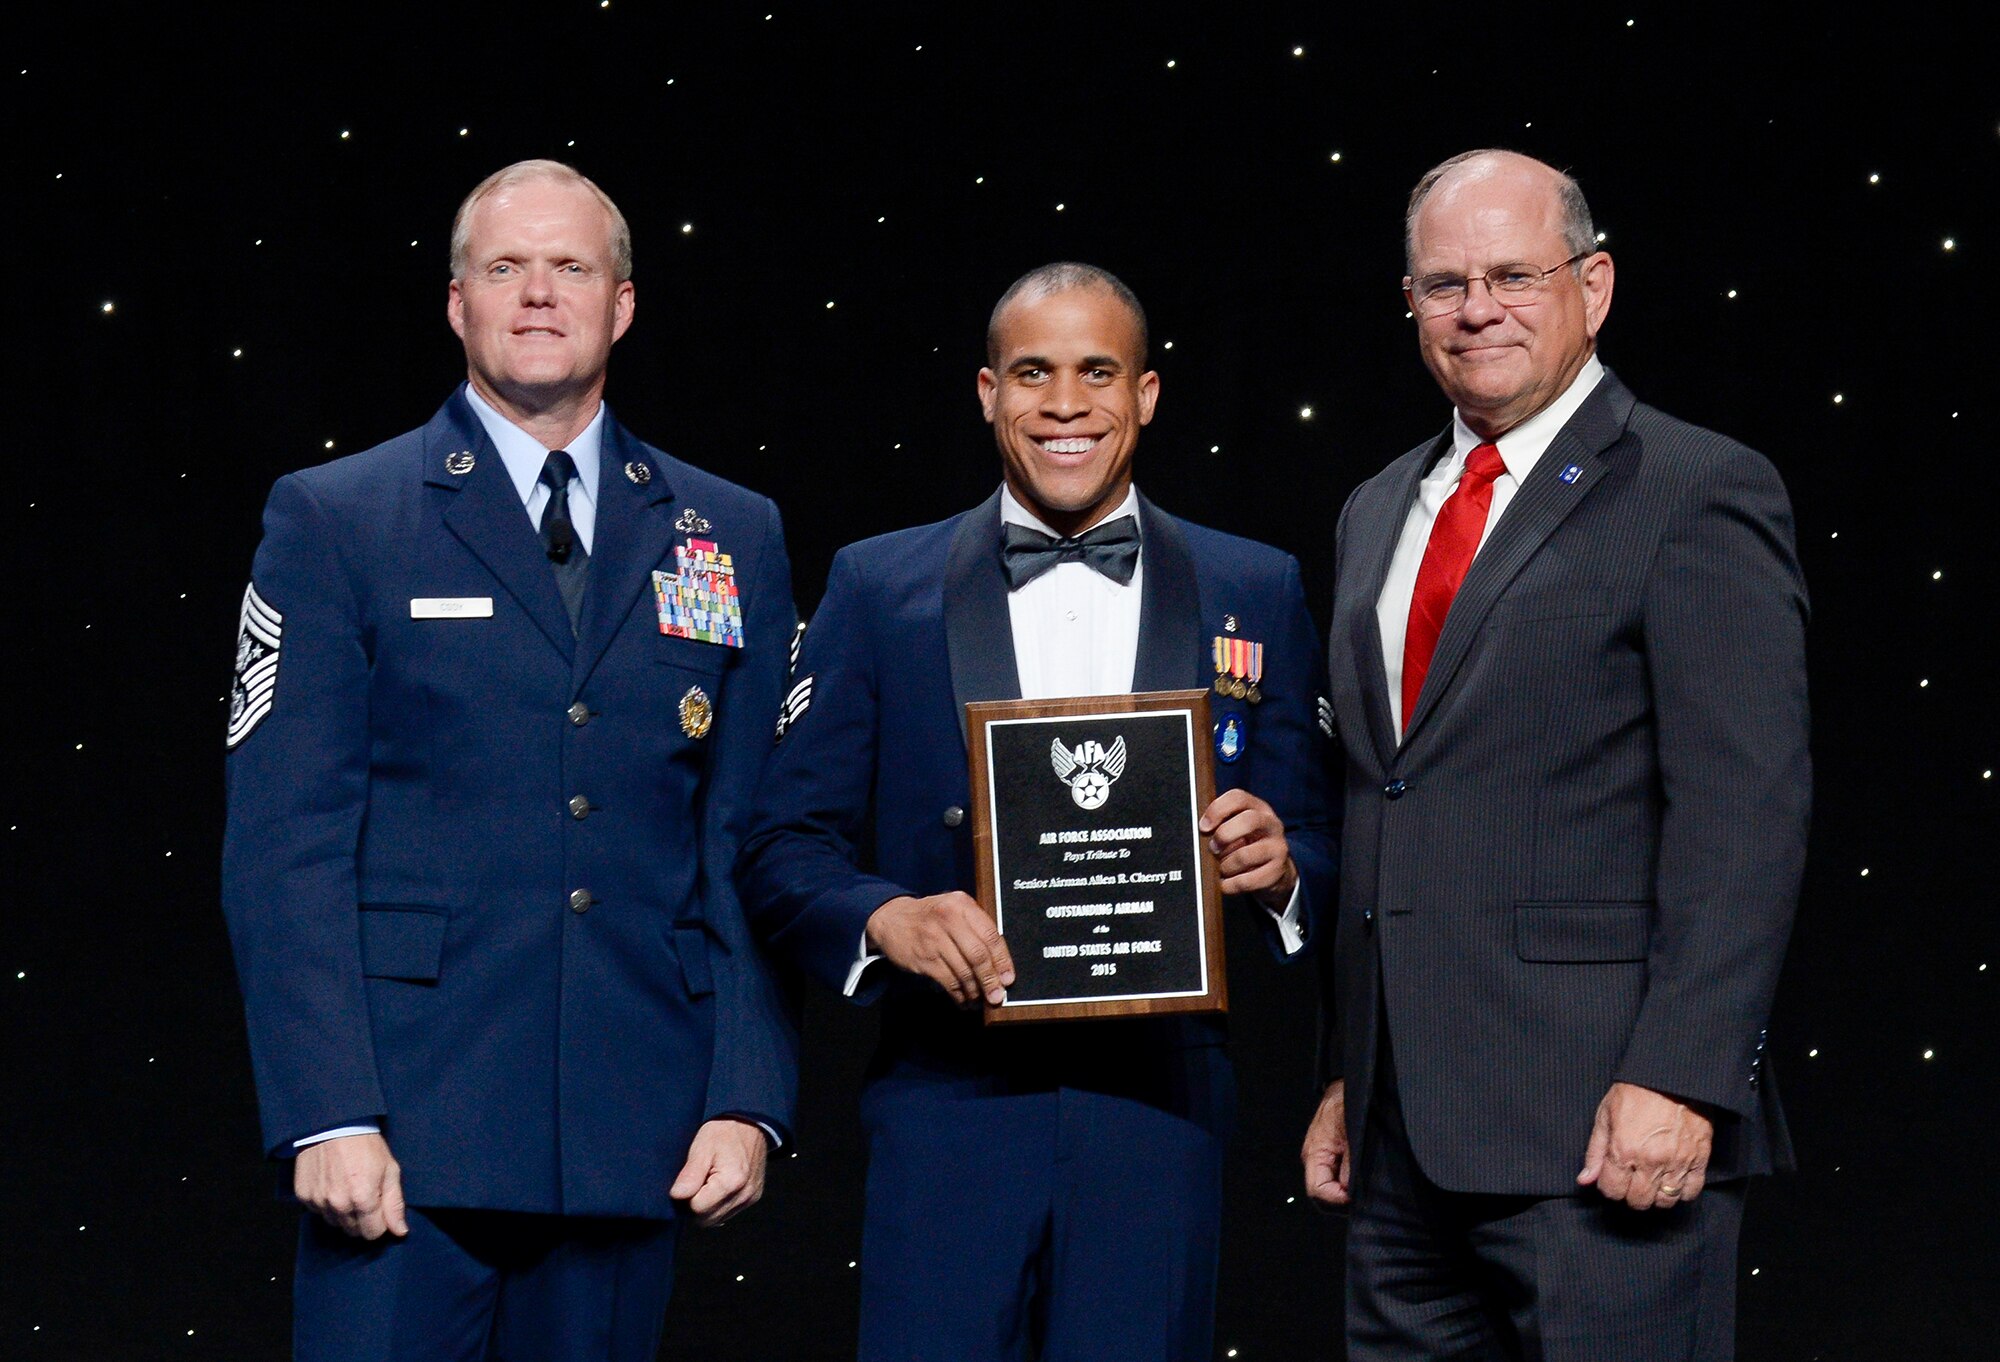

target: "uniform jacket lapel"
[429,394,576,663]
[1132,493,1201,693]
[573,410,677,691]
[1400,370,1635,749]
[944,490,1022,744]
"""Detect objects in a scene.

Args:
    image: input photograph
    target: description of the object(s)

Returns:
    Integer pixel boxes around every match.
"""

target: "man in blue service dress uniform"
[739,264,1338,1362]
[221,160,797,1361]
[1301,151,1809,1361]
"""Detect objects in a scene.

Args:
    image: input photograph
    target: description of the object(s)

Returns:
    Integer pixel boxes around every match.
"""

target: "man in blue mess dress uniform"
[221,160,797,1361]
[739,263,1338,1361]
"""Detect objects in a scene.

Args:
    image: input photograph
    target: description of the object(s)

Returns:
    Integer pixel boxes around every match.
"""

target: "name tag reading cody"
[410,597,494,619]
[967,690,1226,1025]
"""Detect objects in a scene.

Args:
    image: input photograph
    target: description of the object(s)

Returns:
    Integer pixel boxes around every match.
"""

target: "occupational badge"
[679,685,714,740]
[1211,634,1265,705]
[652,538,746,647]
[1050,735,1127,811]
[226,582,283,749]
[444,449,476,475]
[674,507,712,535]
[1214,711,1246,764]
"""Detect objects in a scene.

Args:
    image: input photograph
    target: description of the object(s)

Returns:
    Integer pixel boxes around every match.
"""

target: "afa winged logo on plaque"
[1050,735,1127,810]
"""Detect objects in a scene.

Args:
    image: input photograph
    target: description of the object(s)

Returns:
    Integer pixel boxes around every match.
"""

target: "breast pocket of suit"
[1514,901,1652,962]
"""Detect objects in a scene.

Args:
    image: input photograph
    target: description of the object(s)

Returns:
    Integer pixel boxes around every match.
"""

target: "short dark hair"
[986,262,1149,369]
[1404,149,1598,274]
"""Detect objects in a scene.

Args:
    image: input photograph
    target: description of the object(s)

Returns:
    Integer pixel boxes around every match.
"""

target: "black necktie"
[1001,516,1141,590]
[539,450,588,633]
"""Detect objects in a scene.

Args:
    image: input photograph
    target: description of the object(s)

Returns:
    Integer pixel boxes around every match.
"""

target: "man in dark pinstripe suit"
[1302,150,1810,1360]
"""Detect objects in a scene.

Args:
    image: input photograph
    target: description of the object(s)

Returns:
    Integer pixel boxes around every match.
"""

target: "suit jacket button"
[569,888,594,913]
[1382,779,1407,800]
[568,795,592,819]
[1361,907,1375,925]
[942,805,965,828]
[567,702,590,727]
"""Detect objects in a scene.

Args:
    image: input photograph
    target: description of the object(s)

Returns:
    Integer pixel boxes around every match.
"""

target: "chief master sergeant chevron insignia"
[227,583,283,749]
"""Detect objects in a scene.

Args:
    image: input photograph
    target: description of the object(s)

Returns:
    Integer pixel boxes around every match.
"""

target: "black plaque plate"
[966,690,1225,1023]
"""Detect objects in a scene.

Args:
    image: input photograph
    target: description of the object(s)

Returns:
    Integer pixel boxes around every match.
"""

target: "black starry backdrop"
[4,3,1994,1357]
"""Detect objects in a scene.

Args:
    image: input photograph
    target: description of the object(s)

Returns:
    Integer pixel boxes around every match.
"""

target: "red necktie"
[1401,443,1507,733]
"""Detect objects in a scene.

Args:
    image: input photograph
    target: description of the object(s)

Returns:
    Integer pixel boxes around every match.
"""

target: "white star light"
[340,130,350,140]
[1166,59,1177,69]
[1292,45,1305,56]
[1299,406,1315,420]
[1869,173,1881,184]
[681,223,694,234]
[1330,151,1343,162]
[1833,393,1844,404]
[1943,238,1956,251]
[1923,1049,1935,1060]
[1726,289,1738,298]
[101,301,114,313]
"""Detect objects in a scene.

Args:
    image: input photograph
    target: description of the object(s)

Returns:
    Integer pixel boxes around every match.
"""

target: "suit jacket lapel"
[573,412,677,691]
[944,490,1021,745]
[430,394,576,662]
[1400,371,1635,748]
[1132,493,1200,693]
[1351,436,1444,769]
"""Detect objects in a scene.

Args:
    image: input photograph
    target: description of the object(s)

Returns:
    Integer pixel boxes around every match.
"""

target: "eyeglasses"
[1404,252,1592,317]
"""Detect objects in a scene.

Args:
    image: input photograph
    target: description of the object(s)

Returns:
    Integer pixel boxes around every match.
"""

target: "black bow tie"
[1001,516,1142,589]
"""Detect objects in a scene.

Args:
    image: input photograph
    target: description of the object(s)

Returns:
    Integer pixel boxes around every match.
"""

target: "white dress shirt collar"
[997,482,1141,541]
[1450,353,1605,485]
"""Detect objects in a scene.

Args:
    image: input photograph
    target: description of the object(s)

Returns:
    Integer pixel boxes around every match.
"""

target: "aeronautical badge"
[1316,695,1337,739]
[1051,735,1127,810]
[444,449,476,475]
[674,507,712,535]
[625,460,652,485]
[226,583,283,749]
[775,673,813,743]
[1211,634,1265,704]
[1214,711,1245,764]
[651,538,746,647]
[679,685,714,740]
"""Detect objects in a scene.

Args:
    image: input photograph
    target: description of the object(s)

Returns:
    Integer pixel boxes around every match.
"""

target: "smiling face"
[446,176,634,418]
[977,287,1160,536]
[1407,154,1613,439]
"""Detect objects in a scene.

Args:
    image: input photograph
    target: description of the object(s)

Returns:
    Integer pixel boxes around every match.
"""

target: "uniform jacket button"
[569,888,594,913]
[567,702,590,726]
[942,805,965,828]
[568,795,592,819]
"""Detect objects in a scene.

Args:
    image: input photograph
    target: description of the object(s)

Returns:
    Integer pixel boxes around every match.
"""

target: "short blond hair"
[449,159,633,281]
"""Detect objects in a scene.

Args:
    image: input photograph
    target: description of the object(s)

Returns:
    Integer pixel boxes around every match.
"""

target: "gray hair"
[1403,150,1597,274]
[986,262,1149,369]
[449,159,633,282]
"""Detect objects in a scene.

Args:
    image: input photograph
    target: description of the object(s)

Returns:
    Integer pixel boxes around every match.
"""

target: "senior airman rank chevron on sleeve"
[226,583,283,749]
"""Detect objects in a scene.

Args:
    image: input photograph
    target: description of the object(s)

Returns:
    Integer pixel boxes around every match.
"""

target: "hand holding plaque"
[966,689,1228,1024]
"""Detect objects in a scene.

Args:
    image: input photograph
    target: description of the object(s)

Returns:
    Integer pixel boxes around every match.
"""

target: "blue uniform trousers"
[858,1085,1224,1362]
[294,1207,678,1362]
